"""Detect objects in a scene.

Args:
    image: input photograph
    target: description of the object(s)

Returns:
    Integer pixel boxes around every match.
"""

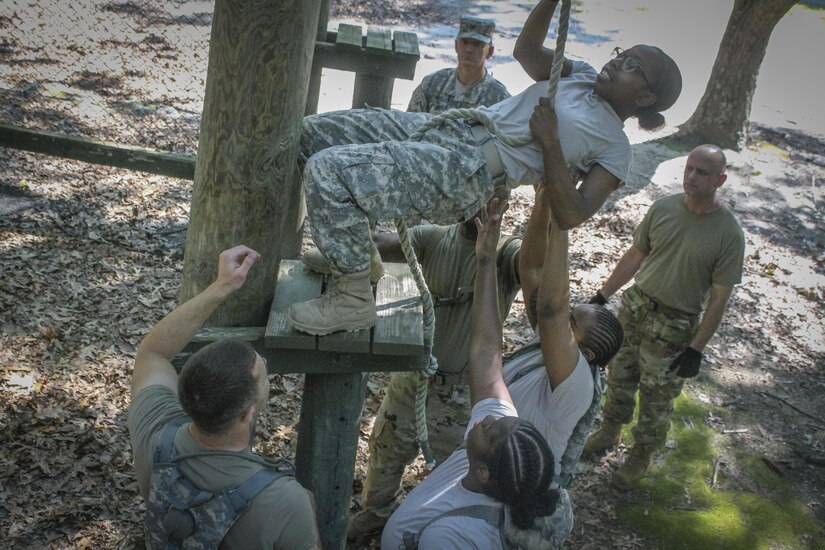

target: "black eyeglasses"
[611,47,651,89]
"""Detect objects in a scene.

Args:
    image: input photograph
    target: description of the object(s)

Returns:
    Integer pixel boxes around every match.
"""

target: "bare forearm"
[600,247,645,298]
[690,286,733,351]
[469,255,504,404]
[537,221,570,316]
[514,0,561,81]
[514,0,558,57]
[539,142,589,230]
[138,282,232,360]
[468,257,503,405]
[519,190,552,300]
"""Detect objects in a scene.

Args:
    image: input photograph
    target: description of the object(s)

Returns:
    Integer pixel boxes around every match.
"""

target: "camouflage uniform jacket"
[407,68,510,114]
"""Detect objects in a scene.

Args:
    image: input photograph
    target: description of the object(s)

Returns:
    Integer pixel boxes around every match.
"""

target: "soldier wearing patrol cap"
[407,15,510,114]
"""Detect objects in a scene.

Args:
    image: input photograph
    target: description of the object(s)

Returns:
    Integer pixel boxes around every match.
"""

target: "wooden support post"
[295,371,368,550]
[179,0,323,326]
[279,0,331,262]
[305,0,330,116]
[353,74,394,109]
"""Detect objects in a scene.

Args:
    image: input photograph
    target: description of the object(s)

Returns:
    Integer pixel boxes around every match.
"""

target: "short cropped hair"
[178,338,259,435]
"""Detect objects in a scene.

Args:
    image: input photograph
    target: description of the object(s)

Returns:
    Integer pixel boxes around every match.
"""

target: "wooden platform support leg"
[295,369,369,550]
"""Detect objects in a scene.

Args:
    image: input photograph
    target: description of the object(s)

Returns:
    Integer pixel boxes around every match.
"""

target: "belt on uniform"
[637,287,697,320]
[434,370,467,386]
[468,123,505,181]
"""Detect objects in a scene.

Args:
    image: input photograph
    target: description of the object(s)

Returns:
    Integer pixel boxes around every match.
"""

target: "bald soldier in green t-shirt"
[581,144,745,490]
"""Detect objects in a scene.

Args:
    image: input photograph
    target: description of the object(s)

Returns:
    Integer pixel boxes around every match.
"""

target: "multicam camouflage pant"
[602,285,700,449]
[300,108,492,273]
[362,371,470,513]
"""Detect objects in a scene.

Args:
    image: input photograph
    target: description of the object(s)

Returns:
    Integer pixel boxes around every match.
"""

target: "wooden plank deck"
[265,259,425,357]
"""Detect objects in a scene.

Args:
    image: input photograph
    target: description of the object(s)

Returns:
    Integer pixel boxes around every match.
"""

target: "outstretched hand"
[474,198,509,260]
[216,245,261,293]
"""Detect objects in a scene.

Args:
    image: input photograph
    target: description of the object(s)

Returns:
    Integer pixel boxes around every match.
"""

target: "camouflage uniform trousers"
[362,371,471,513]
[300,108,493,273]
[602,285,700,449]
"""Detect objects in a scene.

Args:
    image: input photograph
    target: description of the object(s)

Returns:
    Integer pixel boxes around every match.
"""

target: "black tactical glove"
[588,290,608,305]
[668,347,703,378]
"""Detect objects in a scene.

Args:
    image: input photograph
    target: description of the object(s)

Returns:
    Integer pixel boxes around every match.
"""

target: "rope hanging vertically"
[396,0,572,469]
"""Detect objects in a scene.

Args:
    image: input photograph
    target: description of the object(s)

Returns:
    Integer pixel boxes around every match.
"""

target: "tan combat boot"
[286,269,377,335]
[611,444,653,490]
[582,421,622,458]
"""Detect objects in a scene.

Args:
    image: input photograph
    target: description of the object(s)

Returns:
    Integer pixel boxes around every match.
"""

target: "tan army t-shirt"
[411,224,521,375]
[128,385,318,550]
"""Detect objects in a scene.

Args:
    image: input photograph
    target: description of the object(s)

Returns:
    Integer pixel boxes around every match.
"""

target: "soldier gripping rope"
[381,184,623,549]
[286,0,683,336]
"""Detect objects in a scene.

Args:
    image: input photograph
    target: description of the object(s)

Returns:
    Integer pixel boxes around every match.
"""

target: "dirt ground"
[1,1,824,549]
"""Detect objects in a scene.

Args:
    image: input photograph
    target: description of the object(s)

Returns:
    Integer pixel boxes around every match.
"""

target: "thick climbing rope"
[396,0,572,469]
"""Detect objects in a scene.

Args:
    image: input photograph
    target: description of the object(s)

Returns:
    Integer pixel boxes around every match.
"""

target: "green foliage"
[617,394,825,549]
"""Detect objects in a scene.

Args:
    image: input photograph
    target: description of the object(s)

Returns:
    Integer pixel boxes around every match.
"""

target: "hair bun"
[638,110,665,131]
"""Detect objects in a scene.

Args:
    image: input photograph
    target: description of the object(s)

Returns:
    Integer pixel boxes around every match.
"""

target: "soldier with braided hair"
[382,197,565,549]
[482,422,559,531]
[501,185,623,483]
[286,0,684,335]
[384,182,624,547]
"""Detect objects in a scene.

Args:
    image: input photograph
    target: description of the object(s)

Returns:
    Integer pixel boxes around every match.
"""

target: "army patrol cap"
[457,16,496,44]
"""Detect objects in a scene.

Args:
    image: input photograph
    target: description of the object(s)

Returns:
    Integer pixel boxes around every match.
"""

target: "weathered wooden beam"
[352,74,394,109]
[0,124,195,179]
[266,260,425,355]
[266,260,323,351]
[312,41,418,80]
[305,0,330,116]
[175,333,431,374]
[180,0,324,327]
[366,26,392,52]
[296,371,368,550]
[393,31,420,57]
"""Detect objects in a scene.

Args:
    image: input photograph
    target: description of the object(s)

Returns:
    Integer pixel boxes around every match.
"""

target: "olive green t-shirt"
[633,193,745,314]
[128,385,318,550]
[410,224,521,375]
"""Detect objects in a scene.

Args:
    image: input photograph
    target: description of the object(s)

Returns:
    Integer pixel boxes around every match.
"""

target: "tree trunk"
[180,0,323,326]
[677,0,797,149]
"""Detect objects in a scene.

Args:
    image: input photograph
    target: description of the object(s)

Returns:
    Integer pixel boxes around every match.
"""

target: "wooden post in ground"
[296,370,369,550]
[180,0,323,325]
